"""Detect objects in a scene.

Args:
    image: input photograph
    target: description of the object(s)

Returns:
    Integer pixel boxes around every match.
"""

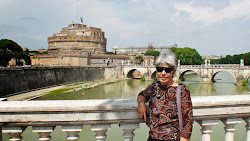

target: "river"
[3,72,249,141]
[37,71,249,100]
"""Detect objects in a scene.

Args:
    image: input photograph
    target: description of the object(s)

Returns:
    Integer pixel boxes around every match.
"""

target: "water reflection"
[213,71,235,83]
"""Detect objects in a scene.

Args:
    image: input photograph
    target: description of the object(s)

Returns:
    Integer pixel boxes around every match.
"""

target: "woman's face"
[156,63,174,86]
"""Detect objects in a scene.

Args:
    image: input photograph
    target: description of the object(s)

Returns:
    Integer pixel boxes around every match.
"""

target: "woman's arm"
[137,82,153,122]
[180,85,193,140]
[137,95,147,121]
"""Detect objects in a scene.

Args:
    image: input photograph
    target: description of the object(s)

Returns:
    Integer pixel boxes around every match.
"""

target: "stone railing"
[179,64,250,69]
[122,64,250,69]
[0,95,249,141]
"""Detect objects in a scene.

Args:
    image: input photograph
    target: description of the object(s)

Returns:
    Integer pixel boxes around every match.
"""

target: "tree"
[24,49,31,65]
[135,55,144,63]
[0,39,30,66]
[144,51,160,57]
[169,47,203,65]
[105,52,116,55]
[209,52,250,65]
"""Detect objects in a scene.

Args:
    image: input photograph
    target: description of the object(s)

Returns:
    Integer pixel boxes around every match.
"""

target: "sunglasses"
[156,67,173,73]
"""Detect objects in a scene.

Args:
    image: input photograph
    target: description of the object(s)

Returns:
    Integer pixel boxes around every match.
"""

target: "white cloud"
[174,0,250,25]
[0,0,249,55]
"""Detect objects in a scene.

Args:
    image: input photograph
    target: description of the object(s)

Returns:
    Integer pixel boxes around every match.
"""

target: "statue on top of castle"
[80,17,83,24]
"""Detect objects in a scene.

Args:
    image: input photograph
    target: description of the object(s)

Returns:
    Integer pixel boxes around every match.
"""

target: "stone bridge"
[122,64,250,84]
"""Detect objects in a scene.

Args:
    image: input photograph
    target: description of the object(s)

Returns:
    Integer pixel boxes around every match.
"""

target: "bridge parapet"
[0,95,249,141]
[122,65,250,84]
[179,64,249,69]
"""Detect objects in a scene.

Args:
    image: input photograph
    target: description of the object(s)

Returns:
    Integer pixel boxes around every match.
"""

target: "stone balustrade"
[179,64,249,69]
[0,95,249,141]
[122,64,250,69]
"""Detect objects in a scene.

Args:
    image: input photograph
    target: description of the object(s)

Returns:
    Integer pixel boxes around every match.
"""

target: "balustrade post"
[0,126,2,141]
[198,120,219,141]
[61,126,82,141]
[244,117,250,141]
[223,118,242,141]
[32,126,55,141]
[91,125,111,141]
[119,124,139,141]
[2,127,25,141]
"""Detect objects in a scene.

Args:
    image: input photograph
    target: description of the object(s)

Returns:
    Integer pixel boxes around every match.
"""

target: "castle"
[31,22,128,66]
[47,23,106,55]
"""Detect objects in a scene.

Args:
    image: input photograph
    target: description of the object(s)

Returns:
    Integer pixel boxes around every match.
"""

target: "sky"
[0,0,250,56]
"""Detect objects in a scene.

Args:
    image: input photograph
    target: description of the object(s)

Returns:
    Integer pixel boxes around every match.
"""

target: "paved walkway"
[6,85,67,101]
[5,78,124,101]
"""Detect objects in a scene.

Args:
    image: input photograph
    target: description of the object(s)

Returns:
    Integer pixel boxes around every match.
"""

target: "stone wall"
[0,66,105,97]
[31,55,88,66]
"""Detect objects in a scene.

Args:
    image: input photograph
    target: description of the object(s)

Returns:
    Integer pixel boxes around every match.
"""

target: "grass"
[31,79,124,100]
[67,82,89,86]
[40,88,72,97]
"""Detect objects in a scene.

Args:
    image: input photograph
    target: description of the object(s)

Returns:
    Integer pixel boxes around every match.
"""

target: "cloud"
[0,0,249,55]
[174,0,250,25]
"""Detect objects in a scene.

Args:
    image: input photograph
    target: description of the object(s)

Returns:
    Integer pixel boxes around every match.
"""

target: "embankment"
[0,66,105,97]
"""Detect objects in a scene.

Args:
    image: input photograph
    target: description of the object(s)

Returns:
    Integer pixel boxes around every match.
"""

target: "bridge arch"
[211,71,236,83]
[126,69,142,79]
[151,71,157,79]
[246,73,250,83]
[179,70,201,82]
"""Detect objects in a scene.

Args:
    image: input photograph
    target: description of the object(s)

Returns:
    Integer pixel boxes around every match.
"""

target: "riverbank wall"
[0,66,106,97]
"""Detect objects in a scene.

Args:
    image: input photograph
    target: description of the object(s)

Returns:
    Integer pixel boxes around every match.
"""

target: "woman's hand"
[180,137,189,141]
[138,102,147,121]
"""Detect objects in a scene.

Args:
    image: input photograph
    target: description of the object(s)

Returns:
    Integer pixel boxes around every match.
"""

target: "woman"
[137,51,193,141]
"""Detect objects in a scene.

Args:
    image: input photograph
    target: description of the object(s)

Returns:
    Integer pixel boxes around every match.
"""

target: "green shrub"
[242,79,248,86]
[141,75,146,81]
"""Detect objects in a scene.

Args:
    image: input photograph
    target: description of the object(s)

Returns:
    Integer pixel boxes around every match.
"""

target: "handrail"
[0,95,249,122]
[0,95,249,141]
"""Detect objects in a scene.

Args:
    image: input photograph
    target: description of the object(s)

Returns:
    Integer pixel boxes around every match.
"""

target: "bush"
[141,75,146,81]
[242,79,248,86]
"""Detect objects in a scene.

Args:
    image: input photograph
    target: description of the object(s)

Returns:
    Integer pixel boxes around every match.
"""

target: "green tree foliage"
[210,59,220,64]
[135,55,144,63]
[145,51,160,56]
[210,52,250,65]
[24,49,31,65]
[0,39,30,66]
[105,52,115,55]
[169,47,203,65]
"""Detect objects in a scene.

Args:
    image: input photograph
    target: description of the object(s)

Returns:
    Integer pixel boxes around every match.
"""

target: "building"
[31,21,128,66]
[112,43,177,54]
[47,23,106,55]
[112,43,177,65]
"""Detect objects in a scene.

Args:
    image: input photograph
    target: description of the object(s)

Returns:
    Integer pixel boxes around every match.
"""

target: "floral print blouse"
[138,81,193,140]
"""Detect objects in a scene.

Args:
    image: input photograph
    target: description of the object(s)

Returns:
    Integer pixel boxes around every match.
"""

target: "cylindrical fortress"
[48,23,107,55]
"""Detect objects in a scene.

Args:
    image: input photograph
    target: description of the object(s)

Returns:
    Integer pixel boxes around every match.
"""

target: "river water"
[37,72,249,100]
[3,72,249,141]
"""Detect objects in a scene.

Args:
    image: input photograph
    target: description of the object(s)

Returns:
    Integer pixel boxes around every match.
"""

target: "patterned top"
[138,81,193,140]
